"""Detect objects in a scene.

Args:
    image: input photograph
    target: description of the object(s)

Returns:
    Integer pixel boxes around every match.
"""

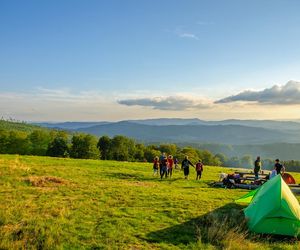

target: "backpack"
[196,163,203,171]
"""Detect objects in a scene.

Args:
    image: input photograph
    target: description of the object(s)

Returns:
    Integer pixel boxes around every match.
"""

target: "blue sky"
[1,0,300,121]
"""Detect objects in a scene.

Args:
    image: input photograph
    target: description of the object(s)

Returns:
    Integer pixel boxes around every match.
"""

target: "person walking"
[174,158,179,169]
[254,156,261,180]
[195,159,203,180]
[153,156,159,176]
[159,152,166,176]
[167,155,174,178]
[181,156,195,179]
[160,155,168,179]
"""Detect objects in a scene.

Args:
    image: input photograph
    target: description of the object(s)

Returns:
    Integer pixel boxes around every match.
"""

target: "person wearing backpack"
[254,156,261,180]
[181,156,195,179]
[195,159,203,180]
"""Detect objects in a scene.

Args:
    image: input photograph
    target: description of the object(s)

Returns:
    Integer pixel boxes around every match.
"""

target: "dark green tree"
[110,135,135,161]
[47,132,69,157]
[144,146,161,162]
[70,134,99,159]
[0,129,9,153]
[7,131,30,155]
[97,136,111,160]
[158,144,177,156]
[29,130,51,156]
[134,143,145,161]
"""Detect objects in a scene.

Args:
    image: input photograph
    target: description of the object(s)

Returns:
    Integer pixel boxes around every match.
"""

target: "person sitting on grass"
[195,159,203,180]
[167,155,174,178]
[181,156,195,179]
[153,156,159,176]
[160,155,168,179]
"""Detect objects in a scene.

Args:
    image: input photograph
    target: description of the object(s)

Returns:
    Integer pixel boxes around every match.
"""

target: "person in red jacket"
[167,155,174,178]
[195,159,204,180]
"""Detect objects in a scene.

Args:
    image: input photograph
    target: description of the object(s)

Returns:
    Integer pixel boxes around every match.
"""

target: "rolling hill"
[36,118,300,145]
[76,121,300,145]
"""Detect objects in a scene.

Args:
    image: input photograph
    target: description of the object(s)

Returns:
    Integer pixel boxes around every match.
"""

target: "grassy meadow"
[0,154,300,249]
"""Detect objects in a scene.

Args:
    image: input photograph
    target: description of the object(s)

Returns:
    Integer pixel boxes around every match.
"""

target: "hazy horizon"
[24,117,300,123]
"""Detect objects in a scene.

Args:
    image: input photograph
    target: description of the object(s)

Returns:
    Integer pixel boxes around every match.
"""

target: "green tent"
[235,187,260,204]
[243,174,300,236]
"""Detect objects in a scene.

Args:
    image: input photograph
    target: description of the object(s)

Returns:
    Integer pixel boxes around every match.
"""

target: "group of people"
[153,153,204,180]
[254,156,285,179]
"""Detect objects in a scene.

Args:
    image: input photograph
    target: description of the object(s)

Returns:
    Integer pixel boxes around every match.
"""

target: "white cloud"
[178,32,199,40]
[215,81,300,105]
[118,96,211,110]
[2,81,300,122]
[168,25,200,40]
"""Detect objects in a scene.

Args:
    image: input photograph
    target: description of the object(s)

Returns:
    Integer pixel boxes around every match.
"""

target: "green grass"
[0,154,299,249]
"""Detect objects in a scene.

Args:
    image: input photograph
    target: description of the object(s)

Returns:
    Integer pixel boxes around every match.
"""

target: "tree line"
[0,129,221,165]
[1,128,300,171]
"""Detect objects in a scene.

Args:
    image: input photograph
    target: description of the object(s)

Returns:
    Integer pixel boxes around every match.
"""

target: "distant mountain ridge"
[128,118,300,131]
[35,118,300,145]
[35,121,111,130]
[74,121,299,145]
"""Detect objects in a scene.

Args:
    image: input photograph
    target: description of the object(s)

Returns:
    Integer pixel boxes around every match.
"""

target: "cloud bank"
[118,96,211,110]
[216,81,300,105]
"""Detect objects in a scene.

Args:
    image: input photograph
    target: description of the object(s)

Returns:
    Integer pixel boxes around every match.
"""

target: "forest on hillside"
[1,120,300,172]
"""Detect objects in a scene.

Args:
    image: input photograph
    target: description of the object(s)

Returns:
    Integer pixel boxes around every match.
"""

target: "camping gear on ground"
[222,173,241,188]
[214,170,299,191]
[270,169,277,179]
[214,171,268,189]
[237,174,300,237]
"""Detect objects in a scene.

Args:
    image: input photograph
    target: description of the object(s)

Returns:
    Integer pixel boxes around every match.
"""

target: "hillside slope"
[0,154,299,249]
[0,120,47,133]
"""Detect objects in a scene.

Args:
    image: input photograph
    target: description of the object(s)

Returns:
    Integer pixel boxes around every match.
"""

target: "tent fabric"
[243,174,300,236]
[282,173,296,184]
[235,188,260,204]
